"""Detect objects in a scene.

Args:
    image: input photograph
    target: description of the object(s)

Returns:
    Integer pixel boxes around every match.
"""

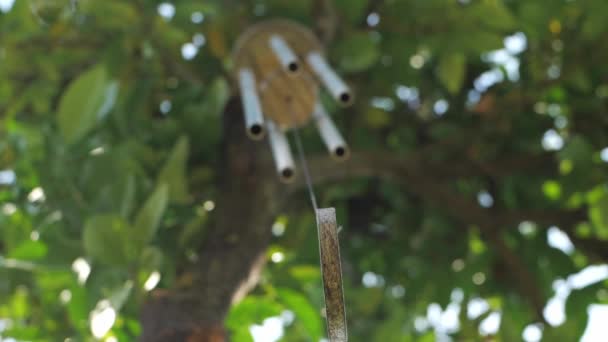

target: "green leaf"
[558,135,594,167]
[178,215,208,248]
[469,230,487,255]
[158,136,189,203]
[588,195,608,239]
[372,308,409,342]
[226,296,283,330]
[289,265,321,284]
[8,240,48,261]
[354,287,384,315]
[230,327,254,342]
[365,108,391,129]
[566,66,592,92]
[204,77,230,116]
[498,297,535,341]
[120,174,136,219]
[67,284,89,333]
[560,136,587,159]
[29,0,74,24]
[277,288,323,340]
[581,7,608,40]
[133,183,168,248]
[461,31,505,53]
[108,281,133,311]
[139,246,164,271]
[437,53,466,95]
[9,286,29,319]
[83,215,131,265]
[332,32,380,73]
[418,332,436,342]
[471,0,516,31]
[57,64,113,144]
[545,284,600,341]
[542,180,562,200]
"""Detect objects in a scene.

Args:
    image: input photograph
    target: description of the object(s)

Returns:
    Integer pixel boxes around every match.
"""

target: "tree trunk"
[140,98,285,341]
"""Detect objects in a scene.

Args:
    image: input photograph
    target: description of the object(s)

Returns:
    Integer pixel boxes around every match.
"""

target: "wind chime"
[232,20,351,341]
[232,19,352,181]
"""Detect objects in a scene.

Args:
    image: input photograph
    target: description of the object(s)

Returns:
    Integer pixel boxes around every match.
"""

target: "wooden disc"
[232,20,324,130]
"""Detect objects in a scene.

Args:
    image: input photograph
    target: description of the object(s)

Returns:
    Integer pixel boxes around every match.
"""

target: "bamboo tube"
[237,68,265,139]
[267,120,296,182]
[307,52,353,106]
[269,35,300,74]
[313,102,349,160]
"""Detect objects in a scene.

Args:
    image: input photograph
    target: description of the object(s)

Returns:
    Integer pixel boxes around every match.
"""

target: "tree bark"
[141,98,285,341]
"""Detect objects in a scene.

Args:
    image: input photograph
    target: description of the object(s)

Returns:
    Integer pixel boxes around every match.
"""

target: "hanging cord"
[291,123,319,211]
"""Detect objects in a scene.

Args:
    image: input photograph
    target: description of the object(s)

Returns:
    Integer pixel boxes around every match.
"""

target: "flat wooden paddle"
[316,208,347,342]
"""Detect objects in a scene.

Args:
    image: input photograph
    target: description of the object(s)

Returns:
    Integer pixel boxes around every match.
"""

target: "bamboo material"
[266,120,296,182]
[316,208,347,342]
[258,70,316,130]
[307,52,353,106]
[269,35,300,73]
[249,40,315,129]
[232,20,323,130]
[232,20,354,133]
[313,103,349,160]
[237,68,265,139]
[232,20,322,72]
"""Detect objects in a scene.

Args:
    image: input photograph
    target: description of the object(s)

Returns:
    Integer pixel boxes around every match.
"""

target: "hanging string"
[277,69,324,214]
[289,107,319,212]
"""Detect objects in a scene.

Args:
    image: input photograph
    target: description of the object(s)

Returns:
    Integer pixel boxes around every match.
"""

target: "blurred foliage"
[2,0,608,341]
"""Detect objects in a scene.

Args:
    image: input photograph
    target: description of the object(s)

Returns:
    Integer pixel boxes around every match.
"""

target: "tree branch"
[312,0,338,46]
[294,150,582,227]
[288,150,591,321]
